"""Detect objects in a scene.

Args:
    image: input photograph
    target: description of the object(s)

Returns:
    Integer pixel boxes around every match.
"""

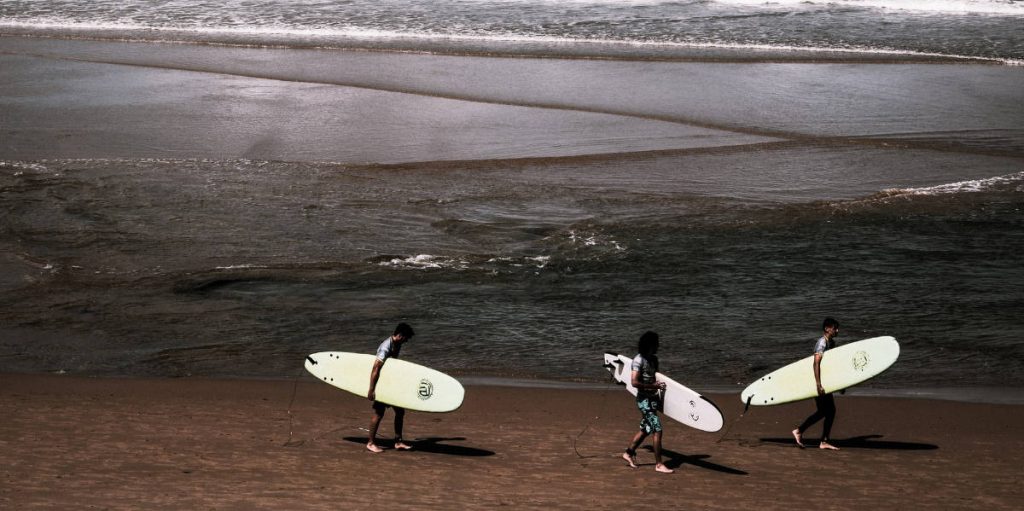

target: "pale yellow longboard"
[741,336,900,406]
[305,352,465,412]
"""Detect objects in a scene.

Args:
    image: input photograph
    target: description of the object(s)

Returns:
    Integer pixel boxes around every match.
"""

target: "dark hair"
[822,317,839,330]
[394,323,415,338]
[638,331,660,355]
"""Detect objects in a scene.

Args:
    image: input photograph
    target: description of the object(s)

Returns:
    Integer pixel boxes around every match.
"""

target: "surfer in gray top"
[366,322,415,453]
[622,331,674,474]
[792,317,841,451]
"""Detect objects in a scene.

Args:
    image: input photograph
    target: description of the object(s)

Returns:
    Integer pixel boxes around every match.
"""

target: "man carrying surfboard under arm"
[792,317,841,451]
[622,331,674,474]
[366,322,416,453]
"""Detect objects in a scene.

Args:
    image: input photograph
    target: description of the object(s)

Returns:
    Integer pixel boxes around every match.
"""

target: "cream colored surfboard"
[741,336,900,406]
[305,352,464,412]
[604,352,724,432]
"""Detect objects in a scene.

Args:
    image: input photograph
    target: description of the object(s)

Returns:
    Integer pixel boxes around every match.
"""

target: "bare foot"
[622,452,638,468]
[655,464,674,474]
[792,429,806,448]
[394,441,413,451]
[819,441,840,451]
[366,443,384,453]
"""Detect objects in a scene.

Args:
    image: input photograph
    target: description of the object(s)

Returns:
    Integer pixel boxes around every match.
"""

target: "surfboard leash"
[283,368,354,447]
[282,359,380,447]
[715,394,754,444]
[283,363,306,447]
[570,365,621,461]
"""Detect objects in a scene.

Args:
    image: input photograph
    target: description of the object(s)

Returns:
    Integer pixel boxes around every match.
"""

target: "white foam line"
[214,264,267,270]
[883,171,1024,196]
[715,0,1024,15]
[2,21,1019,65]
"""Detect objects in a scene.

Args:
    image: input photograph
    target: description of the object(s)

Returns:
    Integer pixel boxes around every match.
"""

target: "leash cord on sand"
[571,368,620,459]
[283,363,367,447]
[715,395,754,444]
[284,364,305,447]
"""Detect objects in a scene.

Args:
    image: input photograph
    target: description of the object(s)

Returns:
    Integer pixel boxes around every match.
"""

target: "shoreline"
[8,371,1024,405]
[3,29,1018,66]
[2,372,1021,509]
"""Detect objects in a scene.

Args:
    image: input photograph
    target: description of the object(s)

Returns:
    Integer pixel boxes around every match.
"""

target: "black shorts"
[372,401,405,415]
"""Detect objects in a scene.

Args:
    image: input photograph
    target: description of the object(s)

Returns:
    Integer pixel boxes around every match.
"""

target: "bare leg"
[393,408,412,450]
[623,431,646,468]
[652,431,674,474]
[367,410,385,453]
[818,395,839,450]
[792,428,806,448]
[627,430,647,452]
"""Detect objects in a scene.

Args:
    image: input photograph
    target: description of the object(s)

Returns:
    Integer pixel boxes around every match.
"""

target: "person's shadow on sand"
[641,446,748,475]
[759,434,938,450]
[342,436,496,456]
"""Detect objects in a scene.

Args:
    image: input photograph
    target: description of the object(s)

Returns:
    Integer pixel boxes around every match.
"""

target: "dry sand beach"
[1,373,1021,510]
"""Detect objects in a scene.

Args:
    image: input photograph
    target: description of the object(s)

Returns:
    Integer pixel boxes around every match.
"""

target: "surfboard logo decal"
[418,379,434,400]
[852,351,869,371]
[688,400,699,422]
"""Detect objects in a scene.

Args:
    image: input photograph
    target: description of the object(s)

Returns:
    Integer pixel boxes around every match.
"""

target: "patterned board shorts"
[636,396,663,434]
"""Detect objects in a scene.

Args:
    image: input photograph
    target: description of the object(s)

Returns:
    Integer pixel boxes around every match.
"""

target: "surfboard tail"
[602,353,629,385]
[602,351,619,368]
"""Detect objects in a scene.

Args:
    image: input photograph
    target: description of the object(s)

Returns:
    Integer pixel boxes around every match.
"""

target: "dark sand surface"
[1,373,1020,509]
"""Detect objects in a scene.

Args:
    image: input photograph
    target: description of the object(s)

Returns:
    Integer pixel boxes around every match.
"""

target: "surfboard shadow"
[648,447,747,475]
[342,436,496,457]
[759,434,938,451]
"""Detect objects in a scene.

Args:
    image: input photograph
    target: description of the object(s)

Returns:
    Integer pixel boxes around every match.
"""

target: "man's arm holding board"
[368,357,385,401]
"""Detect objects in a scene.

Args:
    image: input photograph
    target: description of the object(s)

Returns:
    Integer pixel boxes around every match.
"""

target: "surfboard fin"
[306,356,318,365]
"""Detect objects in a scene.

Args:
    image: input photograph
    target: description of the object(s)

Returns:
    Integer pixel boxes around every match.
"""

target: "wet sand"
[3,35,1022,164]
[1,373,1020,509]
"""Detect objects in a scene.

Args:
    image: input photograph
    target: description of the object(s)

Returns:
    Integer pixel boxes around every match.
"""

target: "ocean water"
[1,0,1023,397]
[2,0,1023,63]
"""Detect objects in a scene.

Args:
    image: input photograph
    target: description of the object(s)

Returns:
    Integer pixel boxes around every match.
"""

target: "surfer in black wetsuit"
[792,317,841,451]
[366,322,416,453]
[622,331,674,474]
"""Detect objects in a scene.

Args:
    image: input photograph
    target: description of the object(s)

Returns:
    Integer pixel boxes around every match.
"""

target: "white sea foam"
[487,255,551,268]
[714,0,1024,15]
[881,171,1024,197]
[379,254,554,271]
[566,230,626,252]
[2,6,1021,66]
[0,161,50,173]
[380,254,455,269]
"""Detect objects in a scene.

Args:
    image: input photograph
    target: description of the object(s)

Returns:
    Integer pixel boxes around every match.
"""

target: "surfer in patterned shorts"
[366,322,416,453]
[792,317,841,451]
[622,331,674,474]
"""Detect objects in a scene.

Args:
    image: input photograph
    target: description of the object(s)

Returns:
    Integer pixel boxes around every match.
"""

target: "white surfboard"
[741,336,900,406]
[604,352,724,433]
[305,352,465,413]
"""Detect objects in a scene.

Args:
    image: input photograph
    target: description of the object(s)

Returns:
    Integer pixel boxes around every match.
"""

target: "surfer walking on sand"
[792,317,841,451]
[622,331,674,474]
[366,323,416,453]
